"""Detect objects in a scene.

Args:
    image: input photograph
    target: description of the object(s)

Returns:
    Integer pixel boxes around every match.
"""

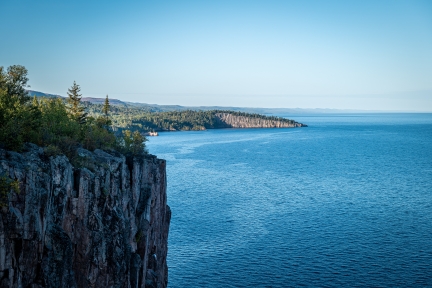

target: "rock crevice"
[0,144,170,288]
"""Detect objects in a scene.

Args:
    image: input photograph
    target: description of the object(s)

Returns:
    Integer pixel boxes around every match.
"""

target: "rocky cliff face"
[215,113,306,128]
[0,144,170,288]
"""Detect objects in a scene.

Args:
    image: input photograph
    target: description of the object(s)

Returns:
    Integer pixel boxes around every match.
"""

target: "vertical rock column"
[132,156,171,288]
[0,145,170,288]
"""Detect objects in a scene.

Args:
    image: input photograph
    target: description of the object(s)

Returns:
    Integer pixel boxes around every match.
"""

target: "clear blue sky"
[1,0,431,111]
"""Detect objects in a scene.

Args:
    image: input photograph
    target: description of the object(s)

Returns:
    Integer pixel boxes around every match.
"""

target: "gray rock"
[0,146,170,288]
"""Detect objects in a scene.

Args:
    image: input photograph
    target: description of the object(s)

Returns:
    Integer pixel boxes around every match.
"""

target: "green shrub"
[44,145,62,157]
[0,173,19,207]
[82,117,117,151]
[134,230,144,243]
[118,130,147,156]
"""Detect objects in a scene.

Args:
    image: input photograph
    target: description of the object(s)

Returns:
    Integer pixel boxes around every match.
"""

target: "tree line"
[0,65,147,160]
[86,107,297,132]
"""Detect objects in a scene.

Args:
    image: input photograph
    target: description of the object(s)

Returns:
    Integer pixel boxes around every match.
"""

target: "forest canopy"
[1,65,301,161]
[0,65,146,159]
[85,105,299,133]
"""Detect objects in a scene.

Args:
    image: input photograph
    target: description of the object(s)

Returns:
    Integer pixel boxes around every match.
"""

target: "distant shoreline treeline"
[26,87,307,135]
[84,104,307,133]
[1,65,146,161]
[2,65,306,154]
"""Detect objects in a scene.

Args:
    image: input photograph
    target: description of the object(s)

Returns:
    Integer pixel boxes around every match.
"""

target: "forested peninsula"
[26,93,308,135]
[25,81,307,136]
[1,64,305,156]
[84,106,307,134]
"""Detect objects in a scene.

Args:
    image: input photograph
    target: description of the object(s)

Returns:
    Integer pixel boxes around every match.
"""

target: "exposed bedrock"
[0,144,170,288]
[215,113,306,128]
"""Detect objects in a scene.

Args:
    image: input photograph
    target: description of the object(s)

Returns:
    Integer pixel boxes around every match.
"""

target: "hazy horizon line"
[27,89,432,113]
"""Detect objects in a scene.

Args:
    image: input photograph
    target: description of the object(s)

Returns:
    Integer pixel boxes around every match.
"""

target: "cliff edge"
[0,143,170,288]
[215,112,306,128]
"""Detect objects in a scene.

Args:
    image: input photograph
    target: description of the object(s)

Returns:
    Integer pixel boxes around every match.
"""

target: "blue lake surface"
[147,113,432,287]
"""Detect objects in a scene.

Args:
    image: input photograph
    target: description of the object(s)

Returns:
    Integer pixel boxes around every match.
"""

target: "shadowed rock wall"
[0,144,170,288]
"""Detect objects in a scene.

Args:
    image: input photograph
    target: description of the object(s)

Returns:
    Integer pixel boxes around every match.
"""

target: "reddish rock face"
[0,144,170,288]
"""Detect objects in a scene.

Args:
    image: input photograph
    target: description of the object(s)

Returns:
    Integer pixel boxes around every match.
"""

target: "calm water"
[147,113,432,287]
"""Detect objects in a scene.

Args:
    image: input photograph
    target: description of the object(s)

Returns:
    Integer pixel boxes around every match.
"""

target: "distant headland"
[28,90,307,134]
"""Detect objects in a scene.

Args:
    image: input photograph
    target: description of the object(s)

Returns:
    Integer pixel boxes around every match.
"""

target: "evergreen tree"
[1,66,120,154]
[98,94,112,128]
[67,81,87,124]
[5,65,30,105]
[102,95,110,117]
[131,131,147,155]
[0,65,30,113]
[0,65,36,150]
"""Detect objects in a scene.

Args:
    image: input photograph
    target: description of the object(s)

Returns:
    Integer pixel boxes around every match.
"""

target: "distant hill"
[27,90,381,114]
[81,97,131,107]
[27,90,63,99]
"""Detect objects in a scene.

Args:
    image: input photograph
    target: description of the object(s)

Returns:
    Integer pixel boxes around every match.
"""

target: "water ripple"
[147,114,432,288]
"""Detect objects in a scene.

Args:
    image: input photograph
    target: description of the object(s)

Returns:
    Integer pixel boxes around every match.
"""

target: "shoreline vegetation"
[1,66,170,288]
[85,107,307,135]
[0,65,145,160]
[1,65,306,159]
[27,90,307,135]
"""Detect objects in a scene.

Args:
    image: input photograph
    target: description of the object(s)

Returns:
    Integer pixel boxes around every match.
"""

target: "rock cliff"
[0,144,170,288]
[215,113,306,128]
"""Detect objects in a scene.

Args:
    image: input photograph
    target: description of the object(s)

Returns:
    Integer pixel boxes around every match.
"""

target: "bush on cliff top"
[0,65,147,158]
[0,173,19,207]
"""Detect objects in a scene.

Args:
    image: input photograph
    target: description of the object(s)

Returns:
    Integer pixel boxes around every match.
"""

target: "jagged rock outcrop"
[215,113,306,128]
[0,144,170,288]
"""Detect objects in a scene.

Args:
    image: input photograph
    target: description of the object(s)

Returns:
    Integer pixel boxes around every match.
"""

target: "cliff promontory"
[214,112,306,128]
[113,110,307,132]
[0,144,170,288]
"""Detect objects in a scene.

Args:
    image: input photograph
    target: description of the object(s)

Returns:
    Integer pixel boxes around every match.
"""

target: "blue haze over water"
[147,114,432,287]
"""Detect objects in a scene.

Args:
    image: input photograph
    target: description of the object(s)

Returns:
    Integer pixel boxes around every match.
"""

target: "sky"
[1,0,431,111]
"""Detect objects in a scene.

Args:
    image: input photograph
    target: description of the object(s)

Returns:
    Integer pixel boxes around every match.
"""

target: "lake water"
[146,113,432,288]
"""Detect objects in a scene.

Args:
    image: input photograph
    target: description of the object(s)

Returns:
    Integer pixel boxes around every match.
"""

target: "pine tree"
[102,95,110,118]
[5,65,30,105]
[67,81,87,124]
[99,94,112,127]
